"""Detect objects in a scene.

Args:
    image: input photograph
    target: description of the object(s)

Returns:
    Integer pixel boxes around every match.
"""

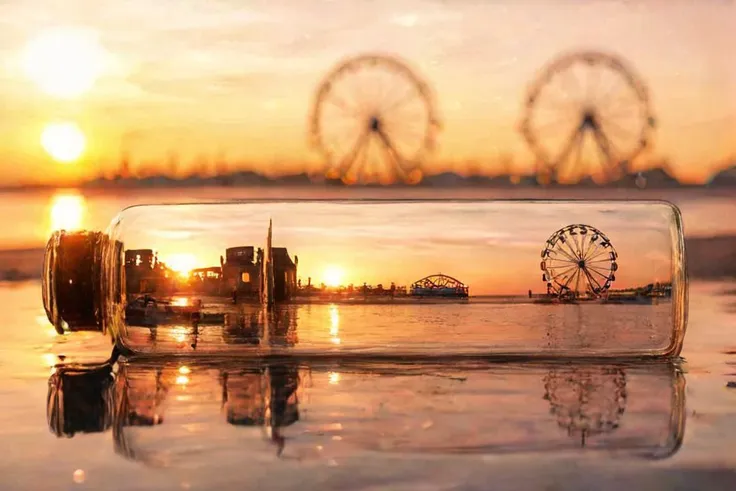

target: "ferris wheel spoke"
[325,94,362,118]
[549,264,578,280]
[550,246,578,263]
[548,256,578,265]
[587,258,613,265]
[535,97,584,114]
[553,127,584,173]
[376,128,413,177]
[592,127,619,175]
[588,266,611,280]
[580,235,598,260]
[548,267,579,281]
[585,66,602,105]
[582,266,603,289]
[598,90,637,111]
[569,129,586,176]
[583,241,600,263]
[381,86,420,115]
[597,116,638,141]
[336,130,370,177]
[532,116,580,135]
[586,250,612,263]
[560,238,583,262]
[553,244,580,263]
[595,76,630,108]
[582,268,602,293]
[585,270,607,293]
[357,136,377,182]
[568,229,583,255]
[558,68,584,102]
[381,119,426,145]
[599,102,641,120]
[561,269,579,290]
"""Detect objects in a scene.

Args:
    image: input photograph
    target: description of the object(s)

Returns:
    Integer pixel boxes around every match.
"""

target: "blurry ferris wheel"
[520,51,656,184]
[309,53,440,185]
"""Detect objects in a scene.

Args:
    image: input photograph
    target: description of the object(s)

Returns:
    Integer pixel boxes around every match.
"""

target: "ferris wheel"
[541,224,618,299]
[309,53,440,185]
[520,51,656,183]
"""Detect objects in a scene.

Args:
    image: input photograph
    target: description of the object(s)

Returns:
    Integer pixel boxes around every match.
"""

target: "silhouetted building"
[125,249,158,294]
[190,267,223,295]
[222,246,260,298]
[272,248,297,302]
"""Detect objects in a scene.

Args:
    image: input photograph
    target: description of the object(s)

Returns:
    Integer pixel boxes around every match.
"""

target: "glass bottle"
[42,200,687,358]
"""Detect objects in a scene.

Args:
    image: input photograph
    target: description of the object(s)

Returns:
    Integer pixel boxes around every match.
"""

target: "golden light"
[175,375,190,386]
[328,372,341,385]
[171,297,189,307]
[170,326,189,344]
[41,122,86,163]
[49,193,86,232]
[165,253,197,277]
[329,304,341,345]
[23,27,105,98]
[178,366,191,375]
[323,265,344,287]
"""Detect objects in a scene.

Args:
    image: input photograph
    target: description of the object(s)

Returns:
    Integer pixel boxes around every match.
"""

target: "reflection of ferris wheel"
[309,53,440,185]
[541,224,618,299]
[543,366,628,446]
[521,51,656,183]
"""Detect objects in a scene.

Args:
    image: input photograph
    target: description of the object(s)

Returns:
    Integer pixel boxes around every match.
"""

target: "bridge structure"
[409,274,469,298]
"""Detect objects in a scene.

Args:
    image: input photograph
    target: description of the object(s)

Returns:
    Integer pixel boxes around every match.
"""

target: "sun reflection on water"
[171,297,189,307]
[49,192,86,233]
[329,304,341,345]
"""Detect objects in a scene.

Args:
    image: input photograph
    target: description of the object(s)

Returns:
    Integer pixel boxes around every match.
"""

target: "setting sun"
[165,253,197,277]
[23,27,105,98]
[41,122,86,163]
[323,265,345,287]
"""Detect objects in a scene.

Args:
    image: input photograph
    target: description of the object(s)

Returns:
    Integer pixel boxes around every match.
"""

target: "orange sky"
[117,201,676,295]
[0,0,733,185]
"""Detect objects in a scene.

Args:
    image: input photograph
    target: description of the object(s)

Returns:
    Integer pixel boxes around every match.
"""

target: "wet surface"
[0,281,735,489]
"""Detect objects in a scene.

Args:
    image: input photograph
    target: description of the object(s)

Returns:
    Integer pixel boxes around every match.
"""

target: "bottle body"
[43,199,687,358]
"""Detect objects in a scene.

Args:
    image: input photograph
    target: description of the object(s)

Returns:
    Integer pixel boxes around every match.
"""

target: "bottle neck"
[43,230,105,333]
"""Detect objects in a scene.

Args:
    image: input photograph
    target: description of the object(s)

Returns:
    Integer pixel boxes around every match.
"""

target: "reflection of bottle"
[47,360,684,466]
[47,364,115,437]
[543,366,627,446]
[47,360,303,465]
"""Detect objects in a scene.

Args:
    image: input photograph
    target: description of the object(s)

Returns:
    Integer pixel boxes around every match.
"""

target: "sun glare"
[165,254,197,277]
[41,122,86,163]
[49,193,86,232]
[23,27,105,98]
[323,265,345,287]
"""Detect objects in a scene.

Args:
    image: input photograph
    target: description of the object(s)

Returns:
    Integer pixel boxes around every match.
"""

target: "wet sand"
[0,281,735,490]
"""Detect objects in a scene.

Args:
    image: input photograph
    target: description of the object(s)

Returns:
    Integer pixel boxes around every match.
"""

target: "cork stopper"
[42,230,104,333]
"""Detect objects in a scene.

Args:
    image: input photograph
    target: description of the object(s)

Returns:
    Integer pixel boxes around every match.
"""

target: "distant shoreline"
[0,165,734,193]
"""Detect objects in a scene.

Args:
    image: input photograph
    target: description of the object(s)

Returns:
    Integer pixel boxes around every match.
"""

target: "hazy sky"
[0,0,733,185]
[119,201,676,295]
